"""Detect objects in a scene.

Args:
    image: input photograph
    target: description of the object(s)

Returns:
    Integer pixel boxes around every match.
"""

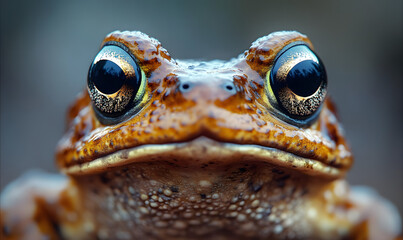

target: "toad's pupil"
[92,60,126,94]
[287,60,324,97]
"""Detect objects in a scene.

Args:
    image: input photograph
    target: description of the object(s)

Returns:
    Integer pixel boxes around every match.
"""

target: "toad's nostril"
[223,82,236,94]
[182,83,190,90]
[179,82,193,92]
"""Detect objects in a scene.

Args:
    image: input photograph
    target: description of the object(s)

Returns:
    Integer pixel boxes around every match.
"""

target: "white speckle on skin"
[251,199,260,208]
[139,207,149,214]
[169,201,179,208]
[140,194,148,200]
[212,193,219,199]
[163,189,172,196]
[334,180,348,198]
[228,204,237,210]
[307,207,317,219]
[199,180,212,188]
[229,212,238,218]
[213,202,220,207]
[284,218,294,227]
[150,202,158,208]
[237,213,246,222]
[274,225,283,234]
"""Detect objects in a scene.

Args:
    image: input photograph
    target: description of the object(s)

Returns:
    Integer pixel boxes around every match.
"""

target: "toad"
[1,30,401,239]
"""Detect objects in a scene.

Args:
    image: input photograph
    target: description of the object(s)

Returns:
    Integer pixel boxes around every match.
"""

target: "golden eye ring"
[87,44,146,124]
[266,44,327,126]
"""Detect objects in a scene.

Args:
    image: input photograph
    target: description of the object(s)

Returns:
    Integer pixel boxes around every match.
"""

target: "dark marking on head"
[248,181,263,193]
[170,186,179,192]
[100,174,110,184]
[275,175,290,188]
[272,168,284,175]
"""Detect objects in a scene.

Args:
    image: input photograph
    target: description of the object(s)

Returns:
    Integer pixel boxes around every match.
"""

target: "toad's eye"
[266,44,327,125]
[87,44,146,124]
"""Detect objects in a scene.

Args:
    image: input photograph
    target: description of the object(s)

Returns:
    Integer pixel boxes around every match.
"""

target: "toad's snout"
[176,73,238,101]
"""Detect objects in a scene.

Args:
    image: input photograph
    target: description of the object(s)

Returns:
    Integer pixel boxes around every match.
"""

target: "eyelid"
[93,46,137,78]
[274,46,320,84]
[272,41,312,63]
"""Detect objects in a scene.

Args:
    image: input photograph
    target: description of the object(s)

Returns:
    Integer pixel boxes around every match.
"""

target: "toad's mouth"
[62,137,343,178]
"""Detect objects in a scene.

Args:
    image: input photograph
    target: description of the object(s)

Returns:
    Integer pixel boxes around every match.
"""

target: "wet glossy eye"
[266,44,327,124]
[87,44,146,124]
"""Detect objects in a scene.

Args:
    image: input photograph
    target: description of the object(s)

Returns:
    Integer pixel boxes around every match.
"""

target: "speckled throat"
[68,138,353,239]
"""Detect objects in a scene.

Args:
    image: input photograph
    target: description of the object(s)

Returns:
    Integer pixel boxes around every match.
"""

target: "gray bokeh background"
[1,0,402,218]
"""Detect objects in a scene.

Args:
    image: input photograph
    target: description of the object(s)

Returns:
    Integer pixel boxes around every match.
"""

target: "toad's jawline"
[63,137,343,177]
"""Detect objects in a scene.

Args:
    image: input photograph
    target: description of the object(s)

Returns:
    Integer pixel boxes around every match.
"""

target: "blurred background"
[1,0,402,218]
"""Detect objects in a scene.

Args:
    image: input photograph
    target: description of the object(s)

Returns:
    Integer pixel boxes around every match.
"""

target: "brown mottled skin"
[1,31,401,240]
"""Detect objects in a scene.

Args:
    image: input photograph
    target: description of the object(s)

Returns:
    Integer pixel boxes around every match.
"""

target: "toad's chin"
[62,136,342,178]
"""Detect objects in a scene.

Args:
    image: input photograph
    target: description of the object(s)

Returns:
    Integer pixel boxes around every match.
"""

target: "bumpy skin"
[1,31,401,240]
